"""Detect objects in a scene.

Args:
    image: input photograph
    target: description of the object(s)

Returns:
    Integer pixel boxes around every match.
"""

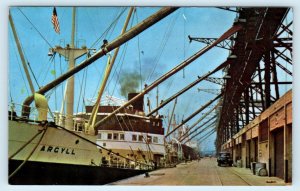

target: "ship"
[9,93,165,185]
[165,124,199,164]
[8,7,177,185]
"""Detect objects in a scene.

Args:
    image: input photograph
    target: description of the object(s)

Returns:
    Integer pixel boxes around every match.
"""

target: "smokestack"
[128,93,144,112]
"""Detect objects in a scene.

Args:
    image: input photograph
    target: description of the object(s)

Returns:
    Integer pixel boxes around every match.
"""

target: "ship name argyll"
[40,145,76,155]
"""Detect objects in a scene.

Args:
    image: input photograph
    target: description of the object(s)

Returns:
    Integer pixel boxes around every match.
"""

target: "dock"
[109,158,286,186]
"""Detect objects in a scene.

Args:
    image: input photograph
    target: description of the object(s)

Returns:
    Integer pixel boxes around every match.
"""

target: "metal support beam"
[257,64,265,110]
[165,93,222,138]
[178,103,219,141]
[271,49,280,99]
[244,88,250,124]
[265,50,271,108]
[179,115,217,142]
[183,120,217,144]
[93,24,242,127]
[188,36,234,50]
[198,128,216,144]
[204,77,224,85]
[147,60,229,117]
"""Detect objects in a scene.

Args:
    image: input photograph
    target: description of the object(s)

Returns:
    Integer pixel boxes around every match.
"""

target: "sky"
[2,1,299,191]
[7,6,292,153]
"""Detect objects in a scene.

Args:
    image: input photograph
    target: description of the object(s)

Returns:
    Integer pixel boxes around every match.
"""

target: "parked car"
[217,152,233,166]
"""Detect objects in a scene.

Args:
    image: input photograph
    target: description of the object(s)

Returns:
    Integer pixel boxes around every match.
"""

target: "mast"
[22,7,178,118]
[156,87,159,116]
[52,7,88,130]
[147,97,151,113]
[87,7,134,132]
[166,98,177,136]
[67,7,76,130]
[9,12,35,94]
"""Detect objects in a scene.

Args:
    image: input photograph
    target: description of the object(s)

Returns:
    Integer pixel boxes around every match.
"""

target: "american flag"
[51,7,60,34]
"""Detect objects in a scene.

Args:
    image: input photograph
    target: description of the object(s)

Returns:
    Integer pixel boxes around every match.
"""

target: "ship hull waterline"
[9,159,147,185]
[8,120,149,185]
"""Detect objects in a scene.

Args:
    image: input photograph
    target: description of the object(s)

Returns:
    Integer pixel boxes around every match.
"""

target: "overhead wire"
[90,7,127,49]
[89,8,128,103]
[17,8,53,48]
[146,10,180,83]
[9,32,30,96]
[105,101,153,165]
[135,9,143,91]
[57,122,153,168]
[103,11,154,158]
[106,11,136,97]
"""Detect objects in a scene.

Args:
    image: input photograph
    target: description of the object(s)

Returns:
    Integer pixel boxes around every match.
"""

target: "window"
[152,122,155,126]
[132,134,137,141]
[97,133,102,140]
[138,135,144,142]
[107,133,112,140]
[147,136,152,143]
[153,137,158,143]
[120,134,125,140]
[103,143,106,147]
[113,133,119,140]
[157,122,160,126]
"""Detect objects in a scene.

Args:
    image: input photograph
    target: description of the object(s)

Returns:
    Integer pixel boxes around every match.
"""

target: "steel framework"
[212,8,292,152]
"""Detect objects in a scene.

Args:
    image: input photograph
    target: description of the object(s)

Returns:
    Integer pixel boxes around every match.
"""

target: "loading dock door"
[254,137,258,162]
[246,140,251,168]
[274,128,284,179]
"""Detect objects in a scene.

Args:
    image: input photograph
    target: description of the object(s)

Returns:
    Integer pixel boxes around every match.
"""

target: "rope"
[17,8,53,48]
[90,58,109,102]
[27,62,40,89]
[41,58,53,84]
[76,68,87,113]
[109,108,137,160]
[183,8,186,78]
[105,9,135,97]
[103,100,154,164]
[10,33,30,96]
[57,123,154,168]
[135,9,143,91]
[53,58,57,110]
[146,11,179,82]
[9,130,43,160]
[123,107,154,161]
[90,8,127,49]
[9,124,48,179]
[108,41,129,96]
[82,67,88,111]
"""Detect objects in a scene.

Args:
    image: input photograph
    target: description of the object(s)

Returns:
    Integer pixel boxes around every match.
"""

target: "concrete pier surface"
[109,158,287,186]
